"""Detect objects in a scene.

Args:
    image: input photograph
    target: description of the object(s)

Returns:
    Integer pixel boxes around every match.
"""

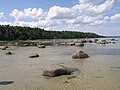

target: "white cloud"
[10,8,45,20]
[111,13,120,21]
[0,18,62,29]
[87,0,114,14]
[47,0,114,21]
[47,6,77,20]
[0,12,4,19]
[67,15,106,25]
[10,9,24,20]
[79,0,98,4]
[47,1,115,26]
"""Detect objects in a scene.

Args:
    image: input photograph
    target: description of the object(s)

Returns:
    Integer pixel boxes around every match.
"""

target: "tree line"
[0,25,103,40]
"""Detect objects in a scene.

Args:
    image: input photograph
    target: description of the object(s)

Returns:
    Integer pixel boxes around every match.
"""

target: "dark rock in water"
[72,50,89,59]
[0,46,8,50]
[37,42,43,45]
[100,40,109,44]
[5,51,13,55]
[81,40,87,43]
[112,42,116,44]
[111,39,115,41]
[1,47,6,50]
[87,40,93,43]
[75,43,84,47]
[0,81,14,85]
[42,65,72,77]
[94,39,98,43]
[38,45,46,48]
[29,54,39,58]
[68,42,75,46]
[24,44,29,46]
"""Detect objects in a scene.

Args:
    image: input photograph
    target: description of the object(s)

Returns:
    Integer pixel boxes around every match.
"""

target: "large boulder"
[42,64,71,77]
[72,50,89,59]
[29,54,39,58]
[38,45,45,48]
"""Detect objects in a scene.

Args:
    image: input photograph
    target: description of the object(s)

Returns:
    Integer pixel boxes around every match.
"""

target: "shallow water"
[0,39,120,90]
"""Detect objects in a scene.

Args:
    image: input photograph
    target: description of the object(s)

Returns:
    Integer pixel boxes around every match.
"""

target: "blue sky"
[0,0,120,36]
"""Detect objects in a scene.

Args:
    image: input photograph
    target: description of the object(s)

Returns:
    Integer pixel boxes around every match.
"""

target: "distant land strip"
[0,25,104,40]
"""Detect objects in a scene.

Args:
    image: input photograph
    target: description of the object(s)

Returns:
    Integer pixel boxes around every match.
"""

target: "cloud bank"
[10,8,45,20]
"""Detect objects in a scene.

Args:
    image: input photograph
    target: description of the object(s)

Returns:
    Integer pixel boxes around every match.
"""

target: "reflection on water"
[0,39,120,90]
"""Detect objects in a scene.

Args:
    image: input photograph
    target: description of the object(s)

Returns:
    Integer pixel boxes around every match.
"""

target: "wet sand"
[0,39,120,90]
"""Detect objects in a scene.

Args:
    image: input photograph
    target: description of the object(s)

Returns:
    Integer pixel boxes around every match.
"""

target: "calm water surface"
[0,39,120,90]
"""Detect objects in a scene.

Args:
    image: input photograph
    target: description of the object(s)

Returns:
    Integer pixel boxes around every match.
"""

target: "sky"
[0,0,120,36]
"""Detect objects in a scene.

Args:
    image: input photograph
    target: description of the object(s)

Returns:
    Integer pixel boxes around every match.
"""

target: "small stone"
[5,51,13,55]
[64,81,69,83]
[29,54,39,58]
[0,81,14,85]
[75,43,84,47]
[38,45,45,48]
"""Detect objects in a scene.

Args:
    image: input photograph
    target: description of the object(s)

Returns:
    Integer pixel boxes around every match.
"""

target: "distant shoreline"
[0,25,103,40]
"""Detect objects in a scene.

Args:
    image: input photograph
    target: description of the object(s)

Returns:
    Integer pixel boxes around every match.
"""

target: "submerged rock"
[5,51,13,55]
[72,50,89,59]
[29,54,39,58]
[0,81,14,85]
[38,45,46,48]
[42,65,71,77]
[100,40,110,44]
[24,44,29,46]
[80,40,87,43]
[68,42,75,46]
[87,40,93,43]
[0,46,8,50]
[112,42,116,44]
[75,43,84,47]
[94,39,99,43]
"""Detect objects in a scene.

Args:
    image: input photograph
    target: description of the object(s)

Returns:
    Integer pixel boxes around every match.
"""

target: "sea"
[0,38,120,90]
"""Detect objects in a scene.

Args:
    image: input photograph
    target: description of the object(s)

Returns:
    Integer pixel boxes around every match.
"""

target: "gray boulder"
[72,50,89,59]
[42,64,71,77]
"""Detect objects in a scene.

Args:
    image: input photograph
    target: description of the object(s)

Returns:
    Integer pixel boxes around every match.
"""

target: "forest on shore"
[0,25,103,40]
